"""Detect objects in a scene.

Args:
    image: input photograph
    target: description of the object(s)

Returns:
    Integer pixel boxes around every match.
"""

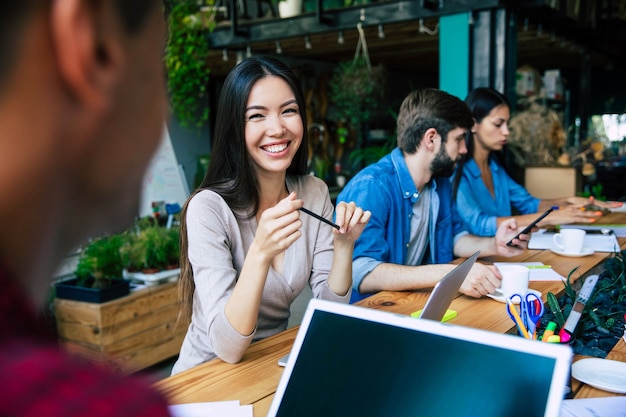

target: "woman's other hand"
[334,201,371,243]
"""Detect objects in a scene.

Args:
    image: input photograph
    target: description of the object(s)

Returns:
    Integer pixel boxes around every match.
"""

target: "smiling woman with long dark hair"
[172,56,370,373]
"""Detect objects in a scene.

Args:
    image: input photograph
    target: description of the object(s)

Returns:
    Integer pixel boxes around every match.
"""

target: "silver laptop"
[269,298,572,417]
[417,250,479,320]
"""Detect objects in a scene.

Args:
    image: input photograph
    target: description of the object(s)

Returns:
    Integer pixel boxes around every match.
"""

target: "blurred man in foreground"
[0,1,171,415]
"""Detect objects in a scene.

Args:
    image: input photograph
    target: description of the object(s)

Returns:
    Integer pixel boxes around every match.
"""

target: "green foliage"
[577,183,607,201]
[546,292,566,328]
[75,234,125,288]
[546,251,626,342]
[120,219,180,271]
[328,58,386,138]
[165,0,215,129]
[597,249,626,303]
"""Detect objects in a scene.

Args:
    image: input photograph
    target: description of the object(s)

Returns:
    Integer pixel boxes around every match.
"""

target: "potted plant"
[121,219,181,285]
[540,250,626,357]
[55,234,130,303]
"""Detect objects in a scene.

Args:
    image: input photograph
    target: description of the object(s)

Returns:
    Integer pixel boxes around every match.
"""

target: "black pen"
[299,207,340,230]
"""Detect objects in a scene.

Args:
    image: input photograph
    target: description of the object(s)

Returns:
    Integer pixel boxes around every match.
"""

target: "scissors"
[506,292,545,339]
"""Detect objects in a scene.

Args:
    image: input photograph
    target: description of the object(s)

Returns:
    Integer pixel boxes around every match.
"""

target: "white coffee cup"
[495,265,530,299]
[552,228,586,254]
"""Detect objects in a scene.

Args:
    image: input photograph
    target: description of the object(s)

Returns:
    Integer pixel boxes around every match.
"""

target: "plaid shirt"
[0,265,171,417]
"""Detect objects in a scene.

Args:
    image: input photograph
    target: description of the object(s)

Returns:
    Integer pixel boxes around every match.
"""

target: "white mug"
[553,229,586,254]
[495,265,530,299]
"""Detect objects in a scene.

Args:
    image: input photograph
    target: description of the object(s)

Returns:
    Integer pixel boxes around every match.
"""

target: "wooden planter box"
[54,281,185,374]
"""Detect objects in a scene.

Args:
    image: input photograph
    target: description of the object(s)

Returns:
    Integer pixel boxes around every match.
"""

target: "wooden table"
[155,213,626,415]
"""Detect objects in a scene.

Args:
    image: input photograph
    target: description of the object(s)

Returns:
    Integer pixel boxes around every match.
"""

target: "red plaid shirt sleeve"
[0,267,171,417]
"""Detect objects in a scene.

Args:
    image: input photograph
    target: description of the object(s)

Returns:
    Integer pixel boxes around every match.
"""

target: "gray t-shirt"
[406,184,431,266]
[172,175,349,374]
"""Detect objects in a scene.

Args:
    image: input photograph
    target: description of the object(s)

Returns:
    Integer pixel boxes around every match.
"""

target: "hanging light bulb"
[377,24,385,39]
[275,41,282,54]
[246,45,252,58]
[222,49,228,61]
[304,36,312,50]
[337,31,344,44]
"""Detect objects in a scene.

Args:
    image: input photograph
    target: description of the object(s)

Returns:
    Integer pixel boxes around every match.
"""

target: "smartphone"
[506,207,556,247]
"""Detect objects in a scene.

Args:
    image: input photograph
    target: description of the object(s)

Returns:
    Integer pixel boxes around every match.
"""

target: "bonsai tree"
[74,234,125,289]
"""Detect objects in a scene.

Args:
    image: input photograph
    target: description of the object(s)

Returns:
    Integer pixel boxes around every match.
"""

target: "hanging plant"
[328,23,386,147]
[165,0,216,129]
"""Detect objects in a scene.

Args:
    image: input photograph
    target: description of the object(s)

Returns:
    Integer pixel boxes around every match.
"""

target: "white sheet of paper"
[493,262,565,281]
[529,229,621,251]
[560,396,626,417]
[168,401,253,417]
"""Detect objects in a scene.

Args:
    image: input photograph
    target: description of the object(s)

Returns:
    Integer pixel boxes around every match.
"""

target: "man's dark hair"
[0,2,38,84]
[114,0,162,33]
[396,88,474,154]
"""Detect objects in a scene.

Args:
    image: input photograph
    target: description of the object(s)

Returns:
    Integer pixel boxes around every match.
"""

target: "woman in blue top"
[452,87,619,237]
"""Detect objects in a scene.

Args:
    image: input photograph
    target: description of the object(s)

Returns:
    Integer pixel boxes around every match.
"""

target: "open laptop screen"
[270,300,571,417]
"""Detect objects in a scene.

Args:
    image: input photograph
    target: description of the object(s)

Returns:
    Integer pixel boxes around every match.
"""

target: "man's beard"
[430,145,459,177]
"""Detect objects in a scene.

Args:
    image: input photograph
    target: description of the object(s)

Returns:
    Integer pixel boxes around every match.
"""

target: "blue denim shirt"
[455,158,540,236]
[337,147,467,302]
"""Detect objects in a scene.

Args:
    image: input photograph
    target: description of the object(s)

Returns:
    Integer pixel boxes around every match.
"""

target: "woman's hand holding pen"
[333,201,371,243]
[251,192,303,262]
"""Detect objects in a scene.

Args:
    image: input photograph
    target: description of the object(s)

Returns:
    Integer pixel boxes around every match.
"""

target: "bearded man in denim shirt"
[337,89,528,303]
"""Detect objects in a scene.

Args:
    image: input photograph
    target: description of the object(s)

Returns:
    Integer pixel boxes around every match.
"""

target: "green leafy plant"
[163,226,181,267]
[165,0,215,129]
[577,182,607,201]
[74,234,125,289]
[120,220,180,272]
[328,58,386,145]
[543,251,626,357]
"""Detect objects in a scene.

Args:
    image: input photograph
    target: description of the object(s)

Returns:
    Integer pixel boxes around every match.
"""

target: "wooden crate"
[54,281,186,374]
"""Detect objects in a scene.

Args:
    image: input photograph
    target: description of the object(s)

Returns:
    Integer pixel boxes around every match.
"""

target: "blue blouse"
[455,158,540,236]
